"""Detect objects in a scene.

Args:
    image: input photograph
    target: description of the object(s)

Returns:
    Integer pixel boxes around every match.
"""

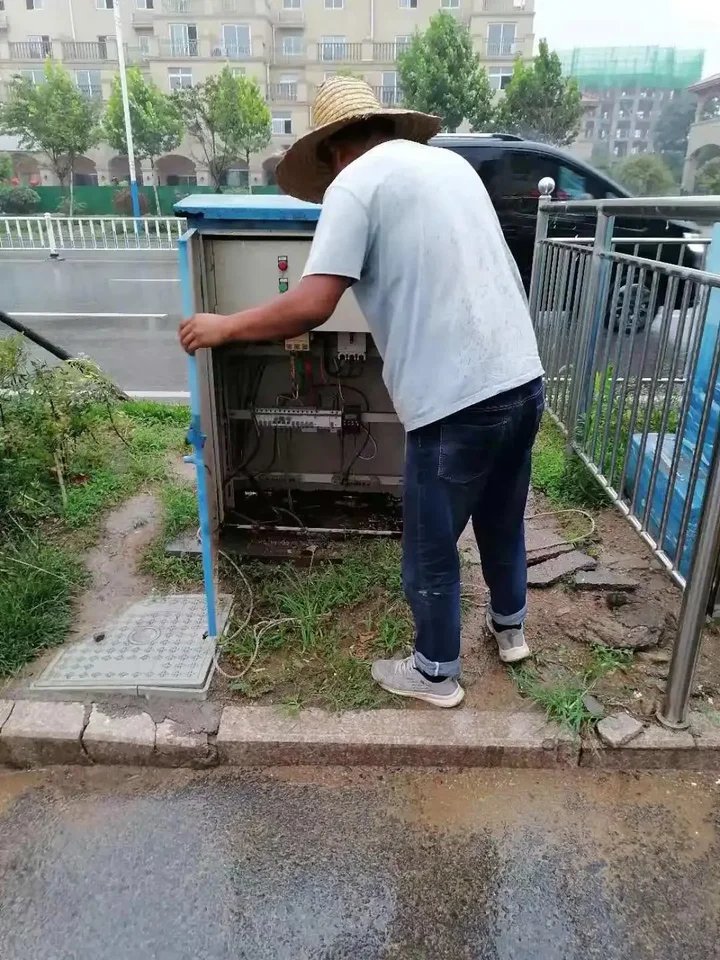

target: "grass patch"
[140,481,202,591]
[222,540,411,710]
[532,416,608,509]
[0,543,87,675]
[511,643,634,735]
[0,340,192,675]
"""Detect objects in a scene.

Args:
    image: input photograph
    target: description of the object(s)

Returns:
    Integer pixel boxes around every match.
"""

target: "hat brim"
[276,109,442,203]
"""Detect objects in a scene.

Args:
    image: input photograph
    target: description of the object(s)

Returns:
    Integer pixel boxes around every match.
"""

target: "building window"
[96,0,114,9]
[278,73,298,98]
[320,35,347,61]
[25,0,44,9]
[584,121,595,137]
[169,22,198,56]
[395,35,411,54]
[283,0,301,6]
[399,0,417,7]
[137,35,151,55]
[168,67,193,89]
[76,69,102,98]
[220,24,251,57]
[487,23,516,57]
[231,66,246,76]
[18,69,45,85]
[488,67,513,91]
[324,0,343,7]
[136,0,154,7]
[272,111,293,135]
[281,33,303,56]
[26,34,51,56]
[441,0,459,6]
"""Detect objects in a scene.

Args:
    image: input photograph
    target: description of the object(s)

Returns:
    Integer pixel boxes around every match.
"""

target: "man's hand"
[179,313,231,354]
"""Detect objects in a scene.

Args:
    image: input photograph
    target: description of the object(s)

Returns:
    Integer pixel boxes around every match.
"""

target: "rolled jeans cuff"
[413,648,462,680]
[489,604,527,628]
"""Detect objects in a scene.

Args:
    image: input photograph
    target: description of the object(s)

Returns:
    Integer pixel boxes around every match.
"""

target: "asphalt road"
[0,765,719,960]
[0,251,186,392]
[0,251,697,394]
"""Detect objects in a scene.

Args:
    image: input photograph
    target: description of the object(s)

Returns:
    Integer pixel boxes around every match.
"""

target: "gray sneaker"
[371,655,465,708]
[486,611,531,664]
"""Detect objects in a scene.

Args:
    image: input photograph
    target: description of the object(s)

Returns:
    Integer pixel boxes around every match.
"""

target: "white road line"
[127,390,190,399]
[111,277,179,283]
[8,311,169,318]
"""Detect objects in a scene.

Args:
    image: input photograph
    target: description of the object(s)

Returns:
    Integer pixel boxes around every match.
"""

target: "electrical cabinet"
[176,195,405,546]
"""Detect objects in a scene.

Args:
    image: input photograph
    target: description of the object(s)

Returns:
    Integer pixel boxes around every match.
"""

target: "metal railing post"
[528,181,554,319]
[660,220,720,729]
[44,212,59,259]
[659,432,720,728]
[566,210,615,439]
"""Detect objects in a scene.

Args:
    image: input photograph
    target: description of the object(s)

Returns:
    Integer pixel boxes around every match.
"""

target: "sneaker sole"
[485,613,532,665]
[498,643,532,664]
[372,678,466,709]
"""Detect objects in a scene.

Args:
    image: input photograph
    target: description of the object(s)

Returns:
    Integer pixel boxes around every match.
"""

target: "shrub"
[56,196,88,215]
[113,187,149,216]
[0,184,41,214]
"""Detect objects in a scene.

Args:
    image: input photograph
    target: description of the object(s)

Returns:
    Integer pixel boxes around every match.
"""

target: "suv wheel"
[608,280,653,334]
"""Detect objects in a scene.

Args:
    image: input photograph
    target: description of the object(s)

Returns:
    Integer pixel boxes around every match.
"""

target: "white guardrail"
[0,213,187,252]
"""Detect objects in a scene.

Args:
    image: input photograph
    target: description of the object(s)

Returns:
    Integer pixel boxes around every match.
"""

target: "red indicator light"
[278,256,288,272]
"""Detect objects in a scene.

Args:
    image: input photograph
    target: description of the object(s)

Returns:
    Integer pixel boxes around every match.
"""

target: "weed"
[140,481,202,591]
[512,642,634,734]
[0,543,86,675]
[531,416,608,509]
[374,609,413,657]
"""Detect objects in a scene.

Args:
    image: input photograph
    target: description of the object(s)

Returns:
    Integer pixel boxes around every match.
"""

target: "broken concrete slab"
[688,710,720,747]
[582,724,697,770]
[597,712,643,748]
[573,567,639,591]
[155,719,213,767]
[582,693,606,720]
[83,706,156,765]
[527,543,575,566]
[0,701,15,765]
[0,700,86,767]
[527,551,597,588]
[216,705,577,768]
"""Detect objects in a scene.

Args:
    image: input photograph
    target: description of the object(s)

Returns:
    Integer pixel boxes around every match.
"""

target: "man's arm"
[178,274,351,354]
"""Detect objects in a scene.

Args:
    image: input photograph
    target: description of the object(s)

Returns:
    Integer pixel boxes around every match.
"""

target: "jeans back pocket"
[437,417,509,484]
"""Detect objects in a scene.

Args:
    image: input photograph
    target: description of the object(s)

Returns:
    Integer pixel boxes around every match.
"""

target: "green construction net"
[557,47,705,91]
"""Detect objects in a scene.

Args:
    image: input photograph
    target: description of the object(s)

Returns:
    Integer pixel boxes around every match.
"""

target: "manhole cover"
[33,594,232,698]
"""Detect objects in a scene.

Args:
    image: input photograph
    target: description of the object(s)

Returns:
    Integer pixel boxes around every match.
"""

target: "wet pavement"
[0,765,718,959]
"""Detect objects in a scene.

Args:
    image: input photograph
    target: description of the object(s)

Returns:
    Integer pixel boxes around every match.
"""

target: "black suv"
[431,133,700,328]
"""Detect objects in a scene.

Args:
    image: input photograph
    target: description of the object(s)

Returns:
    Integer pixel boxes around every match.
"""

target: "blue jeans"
[403,378,544,678]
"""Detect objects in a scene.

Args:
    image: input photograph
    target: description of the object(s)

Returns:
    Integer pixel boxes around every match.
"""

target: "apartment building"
[559,47,704,166]
[0,0,535,186]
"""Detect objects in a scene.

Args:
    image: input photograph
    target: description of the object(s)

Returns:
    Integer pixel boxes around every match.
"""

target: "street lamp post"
[112,0,141,218]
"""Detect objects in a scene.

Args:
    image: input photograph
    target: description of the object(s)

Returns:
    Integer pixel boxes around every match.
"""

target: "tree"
[235,75,272,172]
[174,66,270,189]
[696,157,720,195]
[611,154,676,196]
[495,39,582,146]
[0,154,12,182]
[103,67,184,214]
[398,12,495,133]
[654,91,697,180]
[0,60,100,214]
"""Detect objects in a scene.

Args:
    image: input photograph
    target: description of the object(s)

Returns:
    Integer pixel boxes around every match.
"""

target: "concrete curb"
[0,699,718,770]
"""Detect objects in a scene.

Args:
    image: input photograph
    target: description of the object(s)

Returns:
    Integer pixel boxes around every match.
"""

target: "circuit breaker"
[176,194,405,545]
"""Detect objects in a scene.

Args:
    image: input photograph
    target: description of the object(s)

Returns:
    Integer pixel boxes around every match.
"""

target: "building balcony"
[8,40,53,60]
[153,37,263,59]
[267,81,298,102]
[272,47,306,64]
[475,0,533,12]
[62,40,119,62]
[157,39,201,57]
[131,8,155,27]
[272,7,304,25]
[372,85,402,107]
[316,41,362,63]
[158,0,265,15]
[372,41,409,62]
[482,39,523,59]
[0,12,9,31]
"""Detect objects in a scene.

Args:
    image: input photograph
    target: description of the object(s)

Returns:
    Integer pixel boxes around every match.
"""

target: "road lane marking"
[111,278,179,283]
[8,311,169,318]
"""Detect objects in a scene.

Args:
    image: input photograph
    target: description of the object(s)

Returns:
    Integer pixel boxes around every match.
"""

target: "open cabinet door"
[178,227,221,637]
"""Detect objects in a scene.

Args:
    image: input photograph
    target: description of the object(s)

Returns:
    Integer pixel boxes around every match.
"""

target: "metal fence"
[0,213,186,253]
[529,192,720,728]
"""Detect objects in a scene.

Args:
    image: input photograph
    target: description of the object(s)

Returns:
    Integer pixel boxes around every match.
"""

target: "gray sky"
[534,0,720,77]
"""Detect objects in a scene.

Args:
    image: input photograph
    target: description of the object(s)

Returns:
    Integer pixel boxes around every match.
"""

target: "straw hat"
[276,75,441,203]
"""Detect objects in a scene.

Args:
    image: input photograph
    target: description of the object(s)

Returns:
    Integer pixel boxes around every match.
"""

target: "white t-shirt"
[303,139,544,431]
